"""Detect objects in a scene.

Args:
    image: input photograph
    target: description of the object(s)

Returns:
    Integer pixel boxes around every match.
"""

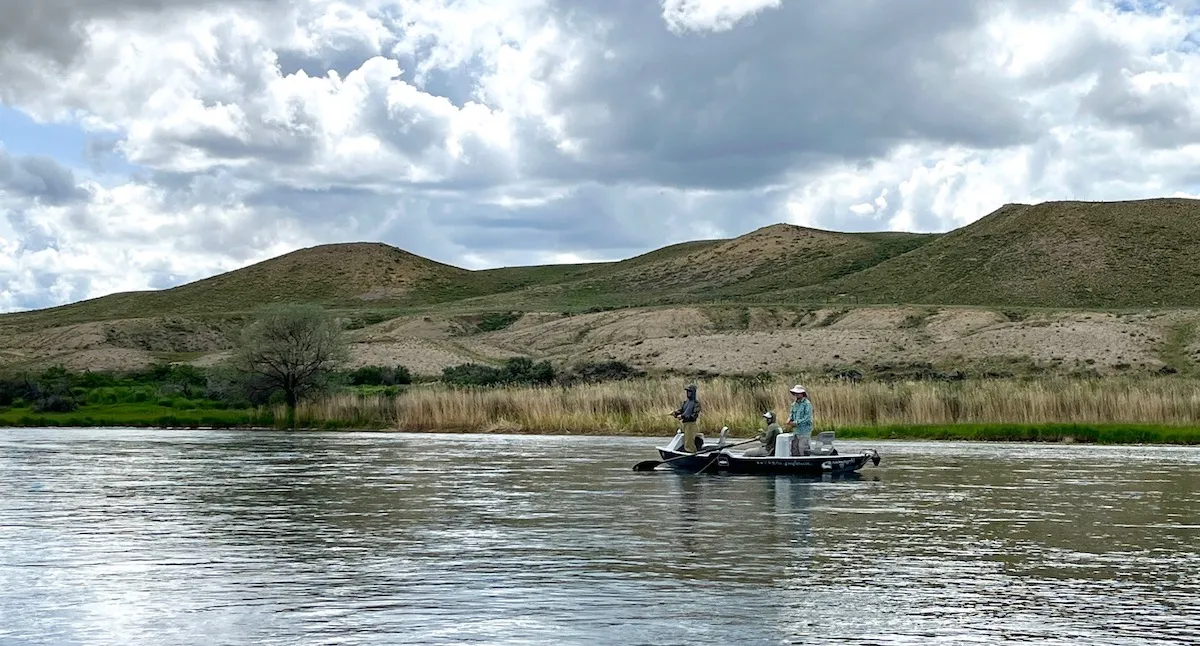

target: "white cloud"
[4,0,1200,311]
[660,0,782,34]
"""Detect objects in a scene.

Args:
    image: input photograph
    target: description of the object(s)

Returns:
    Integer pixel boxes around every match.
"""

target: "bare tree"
[233,304,349,427]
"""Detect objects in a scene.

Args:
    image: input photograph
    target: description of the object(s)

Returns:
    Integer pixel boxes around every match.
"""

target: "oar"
[632,437,760,472]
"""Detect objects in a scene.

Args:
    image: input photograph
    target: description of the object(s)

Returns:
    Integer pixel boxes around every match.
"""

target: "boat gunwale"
[654,446,874,463]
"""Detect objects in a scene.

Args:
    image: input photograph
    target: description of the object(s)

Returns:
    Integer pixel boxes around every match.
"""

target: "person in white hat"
[785,385,813,455]
[744,410,783,457]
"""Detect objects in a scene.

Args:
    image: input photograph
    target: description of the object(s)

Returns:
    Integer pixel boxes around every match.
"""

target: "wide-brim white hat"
[789,385,806,394]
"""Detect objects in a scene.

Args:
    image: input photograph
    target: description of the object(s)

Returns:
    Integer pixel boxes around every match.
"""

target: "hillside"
[5,197,1200,376]
[0,222,936,328]
[442,225,937,310]
[0,243,475,331]
[5,197,1200,374]
[783,198,1200,307]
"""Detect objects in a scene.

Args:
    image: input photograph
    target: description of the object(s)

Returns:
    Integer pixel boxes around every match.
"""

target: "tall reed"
[285,376,1200,435]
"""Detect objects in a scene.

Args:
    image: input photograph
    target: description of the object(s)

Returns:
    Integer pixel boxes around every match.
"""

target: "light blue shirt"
[790,398,813,436]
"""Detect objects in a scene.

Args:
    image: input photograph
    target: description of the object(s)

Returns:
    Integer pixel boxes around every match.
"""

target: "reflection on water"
[1,429,1197,645]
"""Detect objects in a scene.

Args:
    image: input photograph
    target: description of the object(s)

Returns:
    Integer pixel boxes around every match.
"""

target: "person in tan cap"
[785,385,813,455]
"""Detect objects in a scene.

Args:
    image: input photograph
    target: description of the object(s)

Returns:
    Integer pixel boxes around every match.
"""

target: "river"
[1,428,1197,645]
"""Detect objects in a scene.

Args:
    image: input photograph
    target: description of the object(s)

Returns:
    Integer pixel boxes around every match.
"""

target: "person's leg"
[682,421,698,452]
[743,447,767,457]
[791,431,811,455]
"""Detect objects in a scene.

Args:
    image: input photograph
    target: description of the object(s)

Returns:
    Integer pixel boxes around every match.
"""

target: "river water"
[1,429,1197,645]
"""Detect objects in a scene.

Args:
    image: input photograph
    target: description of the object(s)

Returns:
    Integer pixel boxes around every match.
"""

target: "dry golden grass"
[286,376,1200,435]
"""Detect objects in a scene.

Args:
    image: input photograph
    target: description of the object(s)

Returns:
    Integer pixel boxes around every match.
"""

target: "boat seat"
[665,429,714,452]
[811,431,836,455]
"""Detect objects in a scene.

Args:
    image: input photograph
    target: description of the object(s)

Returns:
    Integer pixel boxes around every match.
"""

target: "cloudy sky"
[3,0,1200,311]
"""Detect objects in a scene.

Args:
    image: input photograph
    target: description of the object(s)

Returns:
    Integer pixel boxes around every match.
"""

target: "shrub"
[476,311,523,333]
[33,395,78,413]
[74,371,118,389]
[173,398,199,410]
[501,357,555,385]
[346,365,412,386]
[558,361,645,386]
[349,366,387,386]
[442,357,556,387]
[442,363,504,387]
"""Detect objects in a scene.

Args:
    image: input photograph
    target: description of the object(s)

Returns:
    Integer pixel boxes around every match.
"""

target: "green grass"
[1158,322,1197,376]
[0,403,275,428]
[833,423,1200,445]
[473,311,524,333]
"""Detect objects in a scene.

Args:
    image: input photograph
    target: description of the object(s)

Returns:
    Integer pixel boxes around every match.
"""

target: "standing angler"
[785,385,813,455]
[672,384,702,452]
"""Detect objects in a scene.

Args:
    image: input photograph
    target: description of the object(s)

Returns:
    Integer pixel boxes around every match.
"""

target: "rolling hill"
[780,198,1200,307]
[438,224,937,311]
[4,198,1200,376]
[0,242,470,329]
[3,197,1200,332]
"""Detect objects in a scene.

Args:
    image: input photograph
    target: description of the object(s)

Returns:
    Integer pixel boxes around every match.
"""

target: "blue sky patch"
[0,104,140,177]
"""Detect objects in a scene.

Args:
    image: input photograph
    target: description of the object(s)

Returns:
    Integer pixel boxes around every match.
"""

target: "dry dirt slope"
[4,306,1197,378]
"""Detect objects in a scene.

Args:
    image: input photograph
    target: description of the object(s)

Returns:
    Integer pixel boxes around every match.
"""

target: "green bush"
[33,395,78,413]
[174,398,200,410]
[74,371,118,389]
[476,311,523,332]
[557,361,645,385]
[442,357,556,387]
[442,363,503,387]
[344,365,412,386]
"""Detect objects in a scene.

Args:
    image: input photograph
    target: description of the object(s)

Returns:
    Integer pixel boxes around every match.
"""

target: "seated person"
[743,411,782,457]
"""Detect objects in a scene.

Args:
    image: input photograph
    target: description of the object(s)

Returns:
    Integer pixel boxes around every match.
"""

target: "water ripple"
[1,430,1198,645]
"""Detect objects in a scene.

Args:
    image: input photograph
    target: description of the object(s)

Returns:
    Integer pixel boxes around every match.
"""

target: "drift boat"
[643,428,881,476]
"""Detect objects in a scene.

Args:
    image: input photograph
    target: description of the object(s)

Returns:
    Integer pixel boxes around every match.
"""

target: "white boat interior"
[659,427,840,458]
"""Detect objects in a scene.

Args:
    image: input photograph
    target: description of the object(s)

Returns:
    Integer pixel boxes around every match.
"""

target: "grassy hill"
[781,198,1200,307]
[0,243,470,331]
[4,198,1200,336]
[439,224,937,311]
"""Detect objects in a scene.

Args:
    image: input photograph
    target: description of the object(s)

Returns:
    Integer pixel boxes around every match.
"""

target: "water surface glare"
[1,429,1198,645]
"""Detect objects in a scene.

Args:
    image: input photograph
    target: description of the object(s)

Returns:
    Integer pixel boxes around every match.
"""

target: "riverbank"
[0,403,276,429]
[5,376,1200,444]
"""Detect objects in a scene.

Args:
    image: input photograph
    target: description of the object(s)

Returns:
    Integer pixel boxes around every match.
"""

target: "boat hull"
[657,447,877,476]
